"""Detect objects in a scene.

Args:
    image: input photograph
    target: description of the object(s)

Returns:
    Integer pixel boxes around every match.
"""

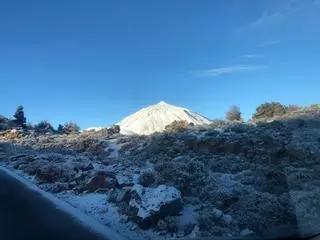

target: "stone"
[19,159,49,175]
[116,187,131,202]
[107,189,118,203]
[105,177,117,188]
[10,154,29,162]
[107,187,131,203]
[156,219,167,231]
[74,171,86,182]
[138,171,156,187]
[116,174,133,187]
[240,228,255,237]
[50,182,70,193]
[129,225,137,231]
[211,208,223,220]
[172,156,185,162]
[35,165,66,183]
[69,181,77,189]
[221,214,233,225]
[86,173,106,192]
[128,184,182,229]
[83,162,94,171]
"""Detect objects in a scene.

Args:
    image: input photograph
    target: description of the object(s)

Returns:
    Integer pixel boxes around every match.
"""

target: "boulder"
[137,171,155,187]
[18,159,49,175]
[35,164,74,183]
[240,228,255,237]
[128,184,182,229]
[86,173,116,192]
[107,187,131,203]
[116,174,133,187]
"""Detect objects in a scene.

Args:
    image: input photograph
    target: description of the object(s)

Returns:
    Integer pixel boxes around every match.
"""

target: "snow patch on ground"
[130,184,181,219]
[105,139,119,160]
[57,192,161,240]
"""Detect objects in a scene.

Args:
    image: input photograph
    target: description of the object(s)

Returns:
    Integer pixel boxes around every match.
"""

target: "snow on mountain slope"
[118,101,211,135]
[84,127,104,132]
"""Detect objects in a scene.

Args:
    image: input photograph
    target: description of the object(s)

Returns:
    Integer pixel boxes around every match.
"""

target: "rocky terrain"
[1,106,320,239]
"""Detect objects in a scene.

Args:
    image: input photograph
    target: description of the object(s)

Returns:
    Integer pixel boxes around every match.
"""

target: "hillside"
[0,104,320,239]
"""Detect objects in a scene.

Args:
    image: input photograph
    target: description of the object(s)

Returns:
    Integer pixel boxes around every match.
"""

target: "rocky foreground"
[1,113,320,239]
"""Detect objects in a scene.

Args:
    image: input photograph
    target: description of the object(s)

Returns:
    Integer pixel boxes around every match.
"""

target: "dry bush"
[253,102,286,120]
[226,105,241,121]
[165,120,190,132]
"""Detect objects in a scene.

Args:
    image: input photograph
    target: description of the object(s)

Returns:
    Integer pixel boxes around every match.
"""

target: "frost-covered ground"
[1,117,320,239]
[0,137,197,240]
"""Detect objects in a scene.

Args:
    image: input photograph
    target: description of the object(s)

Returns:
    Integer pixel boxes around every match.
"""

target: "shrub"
[34,121,55,134]
[165,120,190,132]
[226,105,241,121]
[311,104,320,108]
[108,125,120,134]
[13,105,26,127]
[286,105,301,112]
[57,124,64,134]
[253,102,286,120]
[60,122,80,134]
[0,115,10,131]
[210,119,234,129]
[25,123,34,130]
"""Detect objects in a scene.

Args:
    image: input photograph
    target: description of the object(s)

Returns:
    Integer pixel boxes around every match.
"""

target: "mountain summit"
[118,101,211,135]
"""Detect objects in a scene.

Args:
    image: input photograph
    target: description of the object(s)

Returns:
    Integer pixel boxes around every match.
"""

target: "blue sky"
[0,0,319,128]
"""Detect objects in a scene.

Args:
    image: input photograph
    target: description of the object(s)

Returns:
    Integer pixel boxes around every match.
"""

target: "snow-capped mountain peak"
[118,101,211,135]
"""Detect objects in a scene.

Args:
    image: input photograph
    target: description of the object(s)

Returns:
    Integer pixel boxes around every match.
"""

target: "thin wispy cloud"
[256,39,281,48]
[249,11,284,27]
[243,54,264,59]
[240,0,317,31]
[192,65,266,77]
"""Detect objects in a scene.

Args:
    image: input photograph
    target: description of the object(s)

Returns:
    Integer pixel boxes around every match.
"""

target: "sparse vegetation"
[165,120,190,132]
[13,105,26,127]
[60,121,80,134]
[34,121,55,134]
[57,124,64,134]
[226,105,242,121]
[1,102,320,239]
[0,115,10,131]
[253,102,286,120]
[108,124,120,134]
[210,119,234,129]
[286,104,301,112]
